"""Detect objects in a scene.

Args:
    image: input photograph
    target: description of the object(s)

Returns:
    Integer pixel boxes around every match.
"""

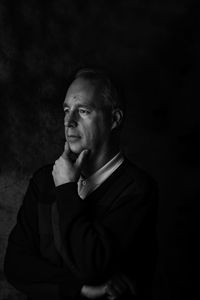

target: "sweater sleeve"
[54,177,157,285]
[4,174,84,300]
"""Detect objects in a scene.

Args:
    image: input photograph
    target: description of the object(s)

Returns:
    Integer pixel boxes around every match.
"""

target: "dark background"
[0,0,199,299]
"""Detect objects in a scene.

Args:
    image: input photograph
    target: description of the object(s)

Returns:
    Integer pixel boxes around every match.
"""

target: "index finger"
[62,141,70,159]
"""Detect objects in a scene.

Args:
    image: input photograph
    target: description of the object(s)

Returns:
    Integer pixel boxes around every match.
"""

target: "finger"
[110,275,127,292]
[109,283,124,297]
[107,296,116,300]
[117,274,136,295]
[125,277,136,295]
[62,141,70,159]
[106,282,121,298]
[75,149,89,168]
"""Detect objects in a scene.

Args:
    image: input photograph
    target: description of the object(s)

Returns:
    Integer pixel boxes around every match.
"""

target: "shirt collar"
[78,152,124,199]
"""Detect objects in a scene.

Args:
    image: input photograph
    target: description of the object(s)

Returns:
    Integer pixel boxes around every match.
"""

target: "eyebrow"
[63,102,94,110]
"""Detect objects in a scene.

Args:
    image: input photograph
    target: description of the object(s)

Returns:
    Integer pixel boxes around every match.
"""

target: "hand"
[81,284,107,299]
[52,142,88,187]
[81,273,136,299]
[105,273,136,300]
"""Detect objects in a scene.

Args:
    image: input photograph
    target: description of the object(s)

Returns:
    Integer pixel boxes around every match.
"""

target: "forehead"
[63,78,100,107]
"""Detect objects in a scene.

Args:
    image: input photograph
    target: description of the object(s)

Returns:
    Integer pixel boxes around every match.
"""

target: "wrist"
[54,177,77,187]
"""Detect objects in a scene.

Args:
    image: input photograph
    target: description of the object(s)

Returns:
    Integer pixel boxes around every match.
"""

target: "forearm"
[7,281,60,300]
[55,182,113,281]
[4,248,83,299]
[54,182,153,283]
[4,185,84,299]
[4,242,84,299]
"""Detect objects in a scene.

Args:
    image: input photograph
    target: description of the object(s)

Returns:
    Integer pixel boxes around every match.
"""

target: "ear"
[111,109,123,130]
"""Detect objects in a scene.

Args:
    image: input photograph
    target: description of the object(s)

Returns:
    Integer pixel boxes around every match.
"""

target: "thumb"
[75,149,89,169]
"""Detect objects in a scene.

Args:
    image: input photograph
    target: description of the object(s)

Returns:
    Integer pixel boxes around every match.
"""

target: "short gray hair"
[74,68,126,114]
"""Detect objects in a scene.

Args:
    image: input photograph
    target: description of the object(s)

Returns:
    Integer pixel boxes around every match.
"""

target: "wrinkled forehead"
[63,78,104,108]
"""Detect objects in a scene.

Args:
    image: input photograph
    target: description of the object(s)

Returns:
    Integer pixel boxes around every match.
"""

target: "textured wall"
[0,0,200,299]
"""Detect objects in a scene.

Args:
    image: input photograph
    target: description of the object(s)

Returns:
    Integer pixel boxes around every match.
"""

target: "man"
[4,68,158,299]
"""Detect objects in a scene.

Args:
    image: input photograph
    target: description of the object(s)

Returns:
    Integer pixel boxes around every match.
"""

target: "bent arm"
[54,179,156,284]
[4,176,84,299]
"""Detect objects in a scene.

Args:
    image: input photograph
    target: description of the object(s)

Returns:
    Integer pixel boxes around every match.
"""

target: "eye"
[64,108,70,115]
[79,108,90,115]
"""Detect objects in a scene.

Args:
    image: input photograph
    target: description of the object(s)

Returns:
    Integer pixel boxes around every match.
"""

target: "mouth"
[67,135,81,142]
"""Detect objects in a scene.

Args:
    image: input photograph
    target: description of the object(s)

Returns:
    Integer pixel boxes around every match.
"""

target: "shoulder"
[29,163,55,203]
[105,158,158,218]
[32,163,54,182]
[121,157,158,197]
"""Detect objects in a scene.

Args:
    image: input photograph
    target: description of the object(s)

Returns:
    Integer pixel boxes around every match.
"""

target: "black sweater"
[4,159,158,299]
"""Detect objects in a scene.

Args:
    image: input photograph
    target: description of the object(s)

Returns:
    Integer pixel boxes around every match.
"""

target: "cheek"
[81,116,110,145]
[82,127,93,144]
[80,123,96,145]
[90,124,107,144]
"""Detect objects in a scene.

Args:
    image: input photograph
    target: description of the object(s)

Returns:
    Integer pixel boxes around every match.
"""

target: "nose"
[64,110,78,128]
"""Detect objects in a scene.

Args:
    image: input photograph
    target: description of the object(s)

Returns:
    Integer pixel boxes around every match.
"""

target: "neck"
[81,144,120,178]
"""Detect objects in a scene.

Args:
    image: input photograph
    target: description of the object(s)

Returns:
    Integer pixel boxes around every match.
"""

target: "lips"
[67,135,81,142]
[67,134,80,138]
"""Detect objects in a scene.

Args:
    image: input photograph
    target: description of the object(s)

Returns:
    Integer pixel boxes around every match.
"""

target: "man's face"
[63,78,112,156]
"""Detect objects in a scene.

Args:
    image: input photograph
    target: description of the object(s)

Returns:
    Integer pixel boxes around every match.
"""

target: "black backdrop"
[0,0,199,299]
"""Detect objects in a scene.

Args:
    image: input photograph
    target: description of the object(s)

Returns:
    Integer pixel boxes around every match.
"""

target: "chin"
[68,143,84,154]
